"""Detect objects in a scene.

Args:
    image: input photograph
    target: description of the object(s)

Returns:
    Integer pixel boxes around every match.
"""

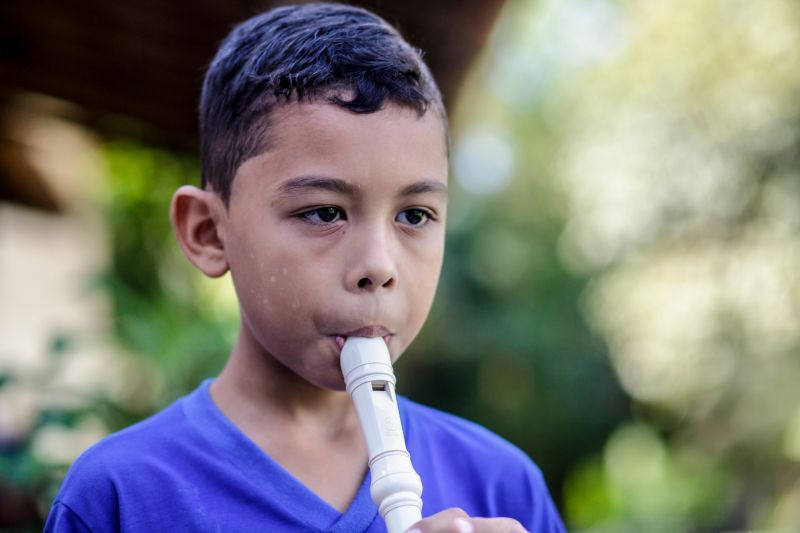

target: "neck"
[211,322,358,438]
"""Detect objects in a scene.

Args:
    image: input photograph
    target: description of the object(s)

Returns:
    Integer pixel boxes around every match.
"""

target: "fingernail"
[405,530,422,533]
[454,518,475,533]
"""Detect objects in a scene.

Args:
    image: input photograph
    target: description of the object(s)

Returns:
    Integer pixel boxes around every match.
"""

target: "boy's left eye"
[396,208,432,226]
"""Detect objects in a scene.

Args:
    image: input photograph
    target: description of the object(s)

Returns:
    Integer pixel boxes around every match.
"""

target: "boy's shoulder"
[401,398,549,490]
[401,395,537,470]
[54,396,191,496]
[46,385,229,532]
[70,394,188,466]
[399,395,561,527]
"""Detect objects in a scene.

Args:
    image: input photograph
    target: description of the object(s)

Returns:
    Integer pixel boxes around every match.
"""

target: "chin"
[302,355,349,392]
[307,373,348,392]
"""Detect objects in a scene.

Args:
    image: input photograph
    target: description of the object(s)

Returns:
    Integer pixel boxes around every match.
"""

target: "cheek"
[403,237,444,322]
[258,265,319,322]
[229,242,317,328]
[413,264,441,314]
[413,231,445,281]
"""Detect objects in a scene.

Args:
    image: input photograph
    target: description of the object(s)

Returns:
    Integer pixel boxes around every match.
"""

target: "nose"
[345,228,398,292]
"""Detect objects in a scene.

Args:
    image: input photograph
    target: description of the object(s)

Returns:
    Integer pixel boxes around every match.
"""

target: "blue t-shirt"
[45,379,565,532]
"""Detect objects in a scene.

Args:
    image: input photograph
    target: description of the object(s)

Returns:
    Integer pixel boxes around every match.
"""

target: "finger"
[406,511,528,533]
[405,508,470,532]
[467,517,528,533]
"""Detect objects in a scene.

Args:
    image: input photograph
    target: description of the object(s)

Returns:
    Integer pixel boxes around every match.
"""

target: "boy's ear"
[170,185,229,278]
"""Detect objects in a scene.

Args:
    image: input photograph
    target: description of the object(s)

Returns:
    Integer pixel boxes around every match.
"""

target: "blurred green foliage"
[102,141,235,398]
[441,0,800,530]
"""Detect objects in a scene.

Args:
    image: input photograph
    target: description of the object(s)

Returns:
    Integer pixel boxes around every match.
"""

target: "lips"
[332,326,393,350]
[343,326,392,338]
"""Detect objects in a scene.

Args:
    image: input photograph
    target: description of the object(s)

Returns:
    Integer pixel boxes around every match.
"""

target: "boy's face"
[222,102,448,390]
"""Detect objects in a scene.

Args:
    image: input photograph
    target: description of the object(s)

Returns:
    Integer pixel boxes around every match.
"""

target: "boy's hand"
[405,508,528,533]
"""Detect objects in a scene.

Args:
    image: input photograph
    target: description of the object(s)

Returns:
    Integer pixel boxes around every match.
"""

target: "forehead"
[232,102,448,194]
[274,101,446,155]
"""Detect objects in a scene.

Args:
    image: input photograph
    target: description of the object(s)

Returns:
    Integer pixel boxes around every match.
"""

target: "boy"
[45,3,565,532]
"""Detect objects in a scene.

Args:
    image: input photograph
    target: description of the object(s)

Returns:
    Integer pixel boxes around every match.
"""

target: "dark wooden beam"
[0,0,504,145]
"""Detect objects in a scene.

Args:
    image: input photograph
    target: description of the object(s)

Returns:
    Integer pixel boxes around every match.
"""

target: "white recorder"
[340,336,423,533]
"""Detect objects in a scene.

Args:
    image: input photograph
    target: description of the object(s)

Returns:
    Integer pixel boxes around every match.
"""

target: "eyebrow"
[399,180,448,197]
[275,175,448,198]
[276,176,360,197]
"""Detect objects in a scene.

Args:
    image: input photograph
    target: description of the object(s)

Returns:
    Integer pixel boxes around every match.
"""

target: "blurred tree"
[441,0,800,530]
[101,140,236,402]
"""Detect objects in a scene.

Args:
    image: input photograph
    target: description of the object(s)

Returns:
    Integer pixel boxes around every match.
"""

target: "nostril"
[356,275,395,290]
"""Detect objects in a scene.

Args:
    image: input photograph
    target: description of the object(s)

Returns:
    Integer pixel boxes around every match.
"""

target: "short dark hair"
[199,2,446,205]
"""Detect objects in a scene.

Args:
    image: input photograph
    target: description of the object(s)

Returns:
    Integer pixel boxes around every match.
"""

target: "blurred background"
[2,0,799,531]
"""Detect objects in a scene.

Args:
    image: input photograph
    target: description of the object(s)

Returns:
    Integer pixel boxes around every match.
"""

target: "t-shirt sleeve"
[44,501,94,533]
[510,459,566,533]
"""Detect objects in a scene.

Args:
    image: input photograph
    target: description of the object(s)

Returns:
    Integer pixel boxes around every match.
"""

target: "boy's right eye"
[299,206,345,224]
